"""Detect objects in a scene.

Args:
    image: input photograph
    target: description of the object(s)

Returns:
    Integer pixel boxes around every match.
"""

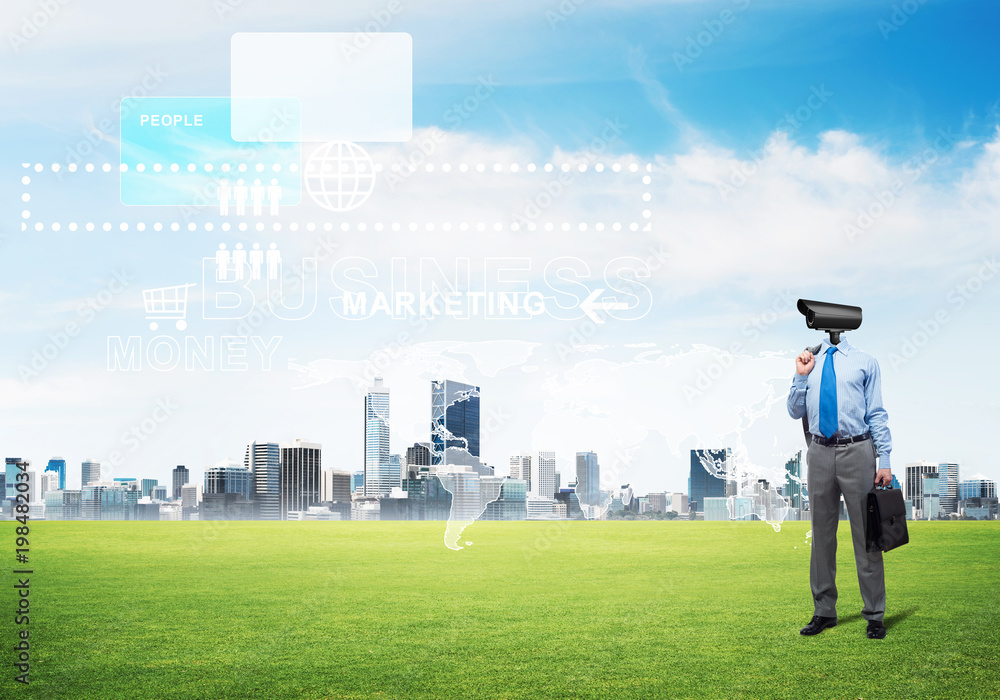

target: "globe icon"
[304,141,376,212]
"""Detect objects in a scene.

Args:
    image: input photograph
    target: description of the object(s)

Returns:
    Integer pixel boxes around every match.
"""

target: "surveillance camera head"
[797,298,862,344]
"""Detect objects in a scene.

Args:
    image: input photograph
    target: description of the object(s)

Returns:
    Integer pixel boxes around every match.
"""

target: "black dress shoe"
[867,620,887,639]
[800,615,837,635]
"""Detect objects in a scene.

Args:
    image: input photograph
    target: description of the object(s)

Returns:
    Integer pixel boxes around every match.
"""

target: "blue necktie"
[819,346,838,439]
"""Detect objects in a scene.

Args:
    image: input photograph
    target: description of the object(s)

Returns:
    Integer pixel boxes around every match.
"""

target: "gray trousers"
[806,438,885,622]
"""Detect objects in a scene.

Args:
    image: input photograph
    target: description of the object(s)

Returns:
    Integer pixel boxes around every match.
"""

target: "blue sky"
[2,0,999,494]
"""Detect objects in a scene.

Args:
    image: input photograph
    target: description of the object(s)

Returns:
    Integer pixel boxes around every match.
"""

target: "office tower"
[575,451,600,507]
[141,478,158,498]
[40,470,60,495]
[46,458,67,490]
[152,485,167,501]
[44,490,82,520]
[181,483,202,509]
[81,483,134,521]
[204,465,252,501]
[937,462,959,515]
[921,473,940,519]
[668,492,689,516]
[959,474,997,500]
[554,471,561,492]
[510,453,532,492]
[351,471,364,494]
[246,442,281,520]
[365,377,391,497]
[648,492,667,513]
[904,461,938,510]
[401,472,453,520]
[554,488,585,519]
[172,465,190,500]
[405,442,431,476]
[3,457,23,501]
[785,451,803,511]
[689,448,731,514]
[81,459,102,487]
[537,451,556,499]
[281,439,322,519]
[482,478,528,520]
[430,379,481,465]
[321,469,351,503]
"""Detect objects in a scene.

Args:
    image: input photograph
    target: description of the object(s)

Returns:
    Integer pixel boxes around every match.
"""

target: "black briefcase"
[865,487,909,553]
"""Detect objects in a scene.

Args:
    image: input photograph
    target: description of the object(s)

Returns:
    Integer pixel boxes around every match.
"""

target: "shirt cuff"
[792,374,808,387]
[877,454,891,472]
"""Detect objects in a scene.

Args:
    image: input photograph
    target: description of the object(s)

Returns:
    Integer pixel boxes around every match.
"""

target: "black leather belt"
[811,431,871,447]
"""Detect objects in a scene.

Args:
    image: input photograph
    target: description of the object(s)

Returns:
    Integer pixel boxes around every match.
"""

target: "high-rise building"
[81,459,102,487]
[321,469,352,503]
[575,451,600,507]
[937,462,959,515]
[204,465,253,501]
[152,485,167,501]
[921,473,941,519]
[401,471,453,520]
[3,458,24,501]
[689,448,731,514]
[181,483,202,509]
[482,478,528,520]
[44,489,82,520]
[785,451,803,511]
[537,451,556,499]
[648,492,667,513]
[510,453,532,492]
[959,474,997,500]
[245,442,280,520]
[405,442,431,477]
[365,377,392,497]
[387,454,402,492]
[430,379,481,465]
[81,483,135,521]
[40,470,60,495]
[46,458,67,490]
[172,465,190,500]
[140,478,158,498]
[904,461,938,510]
[281,439,322,519]
[351,471,364,494]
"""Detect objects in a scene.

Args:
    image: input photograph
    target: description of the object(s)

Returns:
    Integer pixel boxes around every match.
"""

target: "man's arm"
[787,350,814,419]
[864,357,893,474]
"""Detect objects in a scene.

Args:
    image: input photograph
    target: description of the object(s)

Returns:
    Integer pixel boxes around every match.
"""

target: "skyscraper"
[245,442,280,520]
[921,473,941,519]
[321,469,352,503]
[510,453,532,492]
[537,451,556,499]
[575,451,600,507]
[937,462,959,515]
[172,465,190,500]
[204,465,252,501]
[46,458,67,490]
[405,442,431,477]
[904,461,938,510]
[785,451,803,511]
[364,377,392,497]
[431,379,480,466]
[280,439,322,519]
[140,478,158,498]
[81,459,101,487]
[959,474,997,500]
[689,448,731,514]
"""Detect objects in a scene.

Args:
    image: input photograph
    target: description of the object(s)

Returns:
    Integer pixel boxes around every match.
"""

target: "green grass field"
[1,520,997,699]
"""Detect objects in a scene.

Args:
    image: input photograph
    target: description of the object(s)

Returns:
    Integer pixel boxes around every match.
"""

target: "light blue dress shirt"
[786,336,892,471]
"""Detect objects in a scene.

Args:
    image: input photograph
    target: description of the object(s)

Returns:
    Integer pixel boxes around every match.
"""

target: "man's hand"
[875,469,893,487]
[796,350,815,376]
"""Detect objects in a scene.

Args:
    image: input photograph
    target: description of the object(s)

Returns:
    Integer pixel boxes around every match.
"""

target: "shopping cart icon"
[143,283,196,331]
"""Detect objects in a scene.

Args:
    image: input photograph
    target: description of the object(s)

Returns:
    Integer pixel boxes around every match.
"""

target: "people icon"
[215,243,230,280]
[266,242,281,281]
[232,242,247,281]
[267,179,282,215]
[249,242,264,280]
[217,178,231,216]
[233,179,248,216]
[251,179,266,217]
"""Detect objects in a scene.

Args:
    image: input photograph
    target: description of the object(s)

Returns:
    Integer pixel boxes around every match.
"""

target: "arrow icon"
[580,288,628,324]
